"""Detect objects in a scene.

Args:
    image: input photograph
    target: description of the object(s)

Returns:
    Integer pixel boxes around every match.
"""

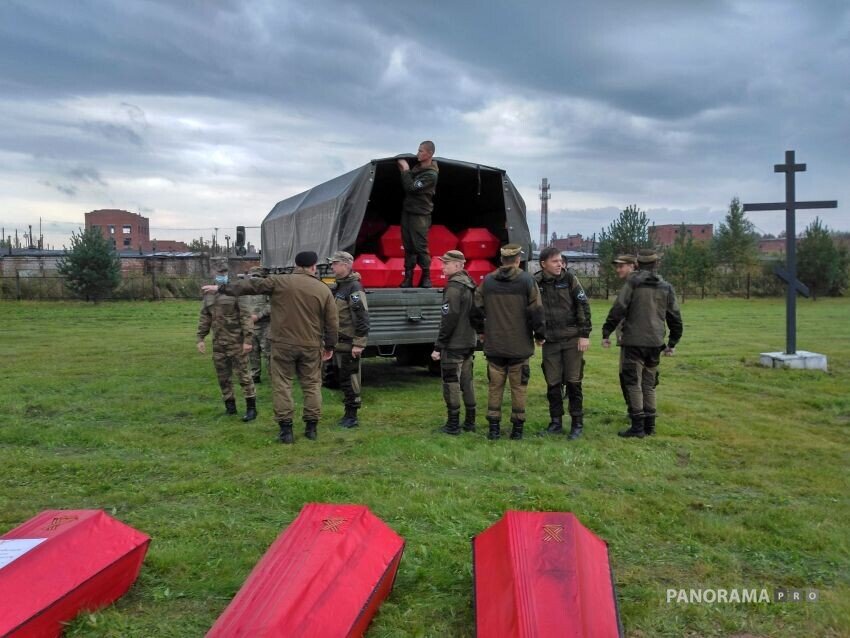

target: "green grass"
[1,298,848,637]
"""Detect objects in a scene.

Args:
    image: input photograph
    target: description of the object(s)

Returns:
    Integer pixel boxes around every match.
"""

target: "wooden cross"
[743,150,837,354]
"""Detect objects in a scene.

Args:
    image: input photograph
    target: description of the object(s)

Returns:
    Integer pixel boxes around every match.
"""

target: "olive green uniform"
[534,269,592,420]
[243,292,271,381]
[333,271,370,410]
[196,292,256,402]
[400,161,439,272]
[434,270,478,420]
[602,269,683,425]
[472,265,545,432]
[221,270,338,424]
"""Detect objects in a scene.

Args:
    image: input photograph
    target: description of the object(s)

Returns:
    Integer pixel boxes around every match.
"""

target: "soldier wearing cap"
[243,267,271,383]
[397,141,439,289]
[611,254,638,405]
[196,258,258,421]
[602,249,683,438]
[472,243,545,441]
[203,251,338,444]
[328,250,370,428]
[534,247,592,439]
[430,249,478,435]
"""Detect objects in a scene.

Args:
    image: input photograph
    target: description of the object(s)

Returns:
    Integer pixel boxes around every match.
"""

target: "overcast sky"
[1,0,848,249]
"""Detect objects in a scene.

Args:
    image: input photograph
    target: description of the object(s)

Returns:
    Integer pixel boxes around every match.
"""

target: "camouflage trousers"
[270,343,323,423]
[541,339,584,418]
[621,346,662,416]
[486,357,530,423]
[250,321,271,379]
[440,349,476,417]
[334,346,362,409]
[401,211,431,269]
[213,349,256,401]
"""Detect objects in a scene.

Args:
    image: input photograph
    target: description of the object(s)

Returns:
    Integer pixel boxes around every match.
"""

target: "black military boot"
[462,408,476,432]
[277,419,294,444]
[242,396,258,422]
[224,398,237,415]
[419,270,432,288]
[540,415,563,435]
[487,418,501,440]
[339,406,359,428]
[644,411,656,436]
[399,270,414,288]
[618,413,645,438]
[440,413,461,436]
[304,420,318,441]
[509,419,524,440]
[568,416,583,440]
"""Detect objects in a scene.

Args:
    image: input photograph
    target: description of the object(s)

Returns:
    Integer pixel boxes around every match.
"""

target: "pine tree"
[597,205,653,289]
[661,224,715,299]
[58,228,121,301]
[713,197,758,272]
[797,218,849,299]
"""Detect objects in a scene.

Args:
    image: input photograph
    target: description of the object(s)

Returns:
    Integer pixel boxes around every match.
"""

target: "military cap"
[437,249,466,263]
[500,244,524,258]
[295,251,319,267]
[637,248,659,264]
[328,250,354,265]
[213,258,229,273]
[612,254,638,265]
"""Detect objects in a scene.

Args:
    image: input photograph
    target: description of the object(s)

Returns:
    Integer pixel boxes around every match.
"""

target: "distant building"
[86,209,150,251]
[550,233,596,253]
[148,239,190,252]
[758,238,797,255]
[650,224,713,247]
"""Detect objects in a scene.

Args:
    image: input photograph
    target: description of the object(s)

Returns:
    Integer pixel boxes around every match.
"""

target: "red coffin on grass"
[458,228,500,260]
[207,503,405,638]
[352,254,390,288]
[473,511,623,638]
[0,509,150,638]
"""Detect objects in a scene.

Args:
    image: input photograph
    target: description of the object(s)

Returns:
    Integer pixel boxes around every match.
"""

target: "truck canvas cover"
[261,156,530,268]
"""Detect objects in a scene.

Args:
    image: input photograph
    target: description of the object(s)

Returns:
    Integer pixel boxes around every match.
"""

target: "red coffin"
[352,254,390,288]
[384,257,421,287]
[458,228,500,259]
[466,259,496,286]
[428,224,458,258]
[0,509,150,638]
[207,503,405,638]
[473,511,622,638]
[378,225,405,258]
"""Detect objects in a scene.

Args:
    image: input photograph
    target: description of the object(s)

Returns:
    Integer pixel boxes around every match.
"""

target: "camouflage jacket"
[602,270,683,348]
[242,292,271,324]
[333,272,370,349]
[197,292,253,353]
[534,269,592,341]
[435,270,477,352]
[400,161,439,216]
[472,265,545,359]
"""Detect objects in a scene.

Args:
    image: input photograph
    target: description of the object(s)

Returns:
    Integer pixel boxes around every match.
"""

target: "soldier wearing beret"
[203,251,338,444]
[430,250,478,435]
[472,244,545,440]
[602,249,682,438]
[196,259,257,421]
[328,251,370,428]
[534,247,592,439]
[397,140,439,289]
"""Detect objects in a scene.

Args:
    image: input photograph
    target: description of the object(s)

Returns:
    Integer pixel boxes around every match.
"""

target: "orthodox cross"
[743,150,837,354]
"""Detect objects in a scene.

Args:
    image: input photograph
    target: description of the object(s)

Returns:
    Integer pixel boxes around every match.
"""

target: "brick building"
[650,224,713,247]
[85,209,150,251]
[550,234,596,253]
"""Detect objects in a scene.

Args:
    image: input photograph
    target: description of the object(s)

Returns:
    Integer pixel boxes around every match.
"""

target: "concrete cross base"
[759,351,828,371]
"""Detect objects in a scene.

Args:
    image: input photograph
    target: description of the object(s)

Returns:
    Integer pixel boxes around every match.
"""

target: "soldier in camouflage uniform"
[243,267,271,383]
[611,254,637,405]
[430,250,478,435]
[534,247,592,439]
[196,259,257,421]
[602,249,683,438]
[328,251,370,428]
[472,244,545,441]
[397,141,439,289]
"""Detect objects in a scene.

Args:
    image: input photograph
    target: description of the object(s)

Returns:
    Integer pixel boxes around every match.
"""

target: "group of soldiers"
[196,240,683,444]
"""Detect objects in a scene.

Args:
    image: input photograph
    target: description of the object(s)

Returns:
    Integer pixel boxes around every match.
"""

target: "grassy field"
[1,298,848,637]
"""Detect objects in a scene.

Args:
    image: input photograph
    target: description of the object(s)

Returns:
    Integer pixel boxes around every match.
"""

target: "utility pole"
[539,178,551,250]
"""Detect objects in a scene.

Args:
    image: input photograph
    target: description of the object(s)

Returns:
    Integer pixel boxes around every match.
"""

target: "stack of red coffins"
[473,511,622,638]
[458,227,499,260]
[207,503,405,638]
[466,259,496,285]
[353,254,390,288]
[378,225,405,258]
[0,509,150,638]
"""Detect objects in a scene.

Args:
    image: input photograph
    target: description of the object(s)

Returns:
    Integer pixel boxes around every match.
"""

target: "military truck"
[260,156,532,371]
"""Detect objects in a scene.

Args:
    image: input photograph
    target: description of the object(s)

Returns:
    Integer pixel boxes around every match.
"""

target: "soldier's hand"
[664,346,675,356]
[197,341,206,354]
[578,337,590,352]
[352,346,364,359]
[602,338,611,349]
[201,285,218,294]
[397,159,409,171]
[251,314,259,323]
[535,339,545,347]
[243,343,253,353]
[322,348,334,361]
[430,350,441,362]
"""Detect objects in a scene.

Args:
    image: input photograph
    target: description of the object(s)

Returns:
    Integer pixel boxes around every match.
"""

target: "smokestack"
[539,178,551,249]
